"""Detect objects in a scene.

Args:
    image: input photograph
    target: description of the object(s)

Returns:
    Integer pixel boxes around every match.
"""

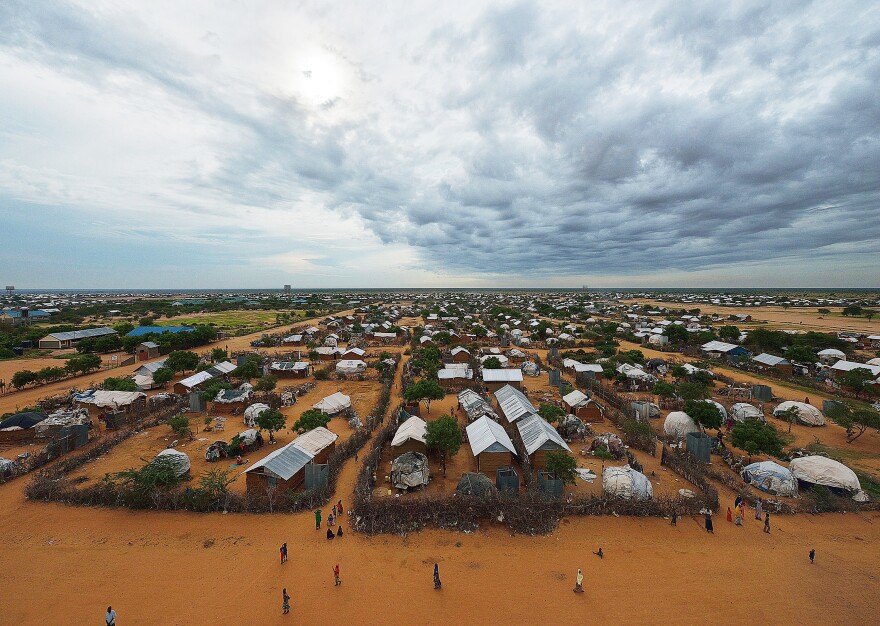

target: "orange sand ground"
[2,316,880,623]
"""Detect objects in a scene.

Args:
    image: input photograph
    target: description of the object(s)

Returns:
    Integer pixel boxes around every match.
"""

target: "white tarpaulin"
[741,461,798,497]
[774,401,825,426]
[244,403,270,428]
[152,448,191,476]
[313,392,351,414]
[731,403,765,422]
[75,390,146,408]
[664,411,699,438]
[789,456,861,491]
[603,465,653,500]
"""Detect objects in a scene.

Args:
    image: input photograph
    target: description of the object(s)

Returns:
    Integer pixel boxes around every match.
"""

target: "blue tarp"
[126,326,194,337]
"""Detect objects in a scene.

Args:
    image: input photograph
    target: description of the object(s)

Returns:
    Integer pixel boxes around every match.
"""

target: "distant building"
[39,327,117,350]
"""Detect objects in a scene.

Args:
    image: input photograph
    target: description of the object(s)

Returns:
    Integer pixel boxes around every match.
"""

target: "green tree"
[425,414,462,477]
[545,450,577,485]
[653,381,676,398]
[538,402,565,424]
[255,408,287,438]
[254,374,278,393]
[683,399,723,430]
[730,420,785,456]
[677,381,709,401]
[481,356,502,369]
[211,347,228,362]
[785,345,816,363]
[670,365,688,379]
[165,350,200,373]
[152,367,174,387]
[292,409,330,432]
[404,379,445,413]
[664,325,688,344]
[473,325,488,338]
[718,325,740,342]
[11,370,36,389]
[840,368,876,398]
[167,414,191,438]
[139,316,155,326]
[112,321,135,335]
[826,403,880,442]
[65,353,102,375]
[103,377,138,392]
[233,354,263,381]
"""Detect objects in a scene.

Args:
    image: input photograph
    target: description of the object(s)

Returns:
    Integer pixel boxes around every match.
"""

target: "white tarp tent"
[336,359,367,375]
[152,448,191,477]
[789,456,861,492]
[391,416,427,447]
[244,403,270,428]
[774,401,825,426]
[704,399,728,420]
[313,392,352,415]
[731,403,765,423]
[664,411,699,438]
[75,390,146,408]
[741,461,798,496]
[603,465,653,500]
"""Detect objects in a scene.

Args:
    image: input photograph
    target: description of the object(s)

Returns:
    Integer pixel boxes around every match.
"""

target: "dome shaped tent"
[731,403,765,423]
[773,401,825,427]
[244,403,270,428]
[455,472,497,498]
[664,411,699,439]
[602,465,653,500]
[151,448,191,477]
[789,456,861,492]
[391,451,429,490]
[704,399,728,421]
[741,461,798,496]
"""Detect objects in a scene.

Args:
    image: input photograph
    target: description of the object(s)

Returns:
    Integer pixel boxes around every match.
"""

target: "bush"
[314,367,330,381]
[103,377,138,392]
[167,414,191,438]
[545,451,578,484]
[292,409,330,432]
[730,420,785,456]
[538,403,565,424]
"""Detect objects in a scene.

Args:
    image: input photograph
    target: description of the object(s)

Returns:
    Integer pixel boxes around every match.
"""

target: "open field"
[155,310,298,331]
[622,299,880,334]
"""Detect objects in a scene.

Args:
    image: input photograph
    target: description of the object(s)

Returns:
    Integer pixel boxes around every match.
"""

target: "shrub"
[167,414,191,438]
[730,420,785,456]
[292,409,330,432]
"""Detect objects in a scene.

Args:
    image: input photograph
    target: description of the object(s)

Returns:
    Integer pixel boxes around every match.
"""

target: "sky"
[1,0,879,289]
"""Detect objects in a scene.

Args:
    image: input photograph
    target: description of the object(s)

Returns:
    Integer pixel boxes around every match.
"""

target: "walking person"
[282,588,290,615]
[106,606,117,626]
[705,509,714,534]
[593,547,603,559]
[280,542,288,564]
[764,512,771,534]
[573,568,584,593]
[433,563,442,590]
[727,507,732,523]
[333,564,341,586]
[332,504,337,518]
[338,499,343,515]
[315,509,322,530]
[735,504,743,526]
[755,498,763,521]
[809,549,815,564]
[671,510,677,526]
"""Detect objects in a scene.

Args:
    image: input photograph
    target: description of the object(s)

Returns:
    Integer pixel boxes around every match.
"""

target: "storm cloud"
[0,1,878,287]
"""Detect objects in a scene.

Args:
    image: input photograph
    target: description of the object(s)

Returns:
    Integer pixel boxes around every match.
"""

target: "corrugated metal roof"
[516,414,571,455]
[562,389,589,408]
[245,441,314,481]
[139,341,160,348]
[438,368,473,380]
[494,384,535,423]
[753,353,789,366]
[391,416,427,446]
[177,370,214,389]
[701,340,740,353]
[271,361,310,371]
[45,327,117,342]
[292,426,338,456]
[136,359,168,374]
[482,369,523,383]
[466,415,517,456]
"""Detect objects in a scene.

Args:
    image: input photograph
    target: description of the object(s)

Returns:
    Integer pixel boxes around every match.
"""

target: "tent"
[391,416,427,448]
[215,385,253,404]
[590,432,625,458]
[244,403,270,428]
[731,403,765,423]
[602,465,653,500]
[789,456,861,492]
[664,411,699,438]
[741,461,798,496]
[0,411,48,430]
[336,359,367,375]
[391,451,430,489]
[704,399,728,421]
[151,448,191,477]
[239,429,260,446]
[313,392,352,415]
[773,401,825,426]
[455,472,497,497]
[34,409,90,438]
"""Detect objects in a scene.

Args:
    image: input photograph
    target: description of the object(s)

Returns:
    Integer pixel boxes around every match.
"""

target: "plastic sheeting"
[603,465,653,500]
[313,392,352,414]
[152,448,191,476]
[664,411,699,438]
[704,399,728,420]
[741,461,798,497]
[391,451,429,489]
[244,403,270,428]
[789,456,861,491]
[731,403,765,422]
[774,401,825,426]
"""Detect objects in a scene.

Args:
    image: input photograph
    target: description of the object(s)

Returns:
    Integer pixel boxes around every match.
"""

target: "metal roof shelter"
[701,340,750,356]
[494,384,536,423]
[245,441,314,480]
[753,353,790,367]
[482,369,523,383]
[291,426,338,456]
[562,389,591,409]
[466,415,517,456]
[42,327,117,342]
[458,390,498,421]
[516,414,571,455]
[135,359,168,375]
[271,361,310,372]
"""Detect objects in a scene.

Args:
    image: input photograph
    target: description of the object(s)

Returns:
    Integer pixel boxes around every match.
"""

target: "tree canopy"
[545,451,578,485]
[255,408,287,435]
[683,399,723,430]
[404,379,445,413]
[425,414,462,477]
[165,350,200,373]
[292,409,330,432]
[538,403,565,424]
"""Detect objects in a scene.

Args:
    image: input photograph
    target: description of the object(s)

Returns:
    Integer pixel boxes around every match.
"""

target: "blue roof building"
[126,326,194,337]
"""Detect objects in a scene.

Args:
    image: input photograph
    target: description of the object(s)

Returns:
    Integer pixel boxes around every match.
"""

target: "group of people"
[724,496,772,533]
[317,500,346,540]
